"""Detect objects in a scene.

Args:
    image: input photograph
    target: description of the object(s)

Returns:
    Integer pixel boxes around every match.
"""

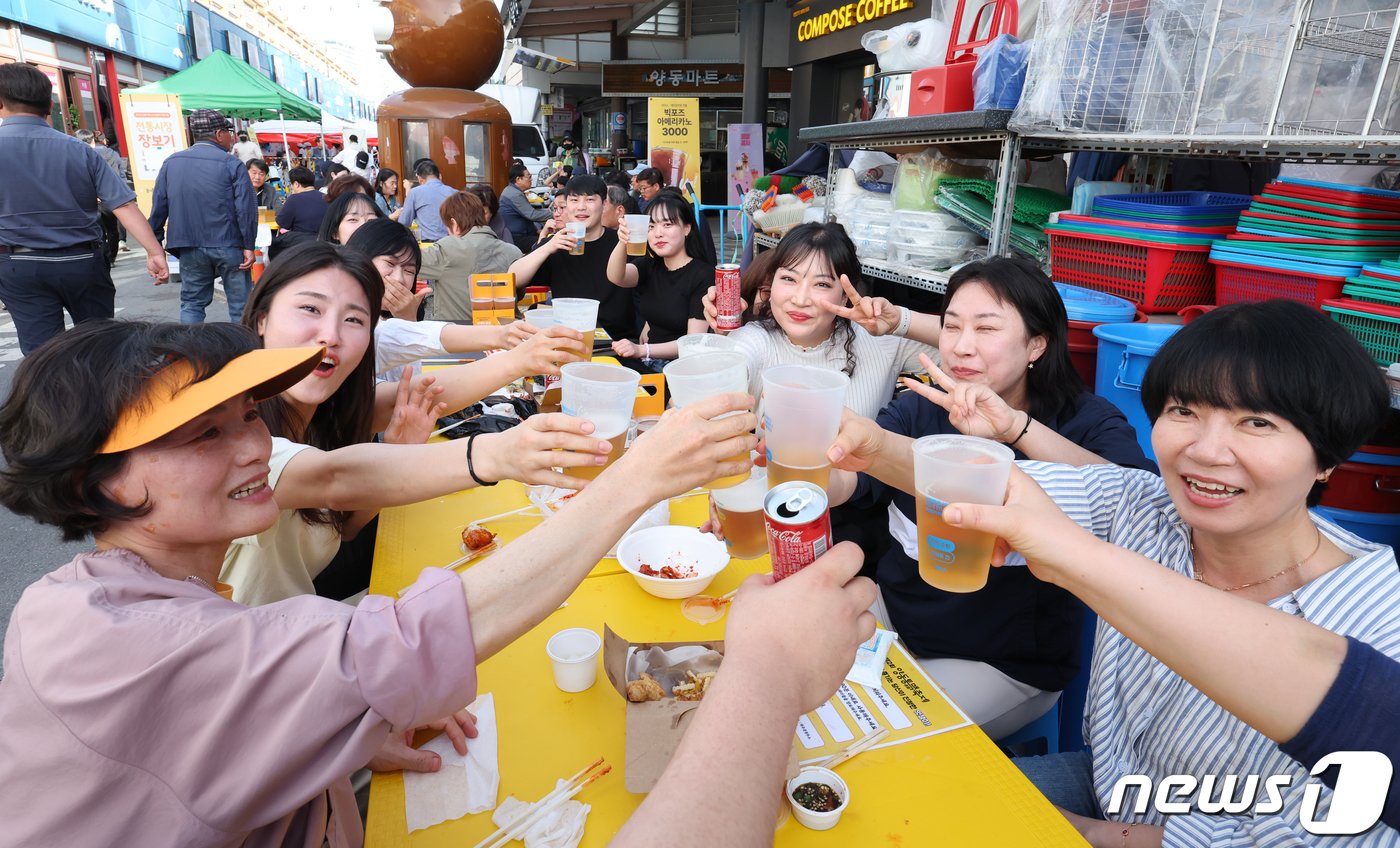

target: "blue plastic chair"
[1059,604,1099,753]
[998,700,1061,756]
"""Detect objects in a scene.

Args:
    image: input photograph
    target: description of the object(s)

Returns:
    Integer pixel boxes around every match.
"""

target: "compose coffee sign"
[788,0,930,64]
[796,0,916,41]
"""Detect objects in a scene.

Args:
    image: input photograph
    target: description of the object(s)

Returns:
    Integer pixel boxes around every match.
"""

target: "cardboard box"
[603,625,797,793]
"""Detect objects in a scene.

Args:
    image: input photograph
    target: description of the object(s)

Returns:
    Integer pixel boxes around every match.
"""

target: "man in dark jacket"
[499,163,553,252]
[148,108,257,323]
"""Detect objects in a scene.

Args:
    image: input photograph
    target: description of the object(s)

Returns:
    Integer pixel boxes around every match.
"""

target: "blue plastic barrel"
[1091,323,1181,461]
[1314,505,1400,550]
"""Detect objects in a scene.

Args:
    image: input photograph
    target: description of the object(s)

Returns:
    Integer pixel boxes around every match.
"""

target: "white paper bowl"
[787,767,849,830]
[615,525,730,599]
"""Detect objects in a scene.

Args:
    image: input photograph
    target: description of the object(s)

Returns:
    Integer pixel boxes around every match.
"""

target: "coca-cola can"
[714,263,743,331]
[763,481,832,581]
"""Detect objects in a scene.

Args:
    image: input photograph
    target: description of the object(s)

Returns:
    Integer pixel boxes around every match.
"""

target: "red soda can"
[715,263,743,331]
[763,482,832,580]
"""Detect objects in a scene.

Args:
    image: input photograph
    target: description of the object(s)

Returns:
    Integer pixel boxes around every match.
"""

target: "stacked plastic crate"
[1046,192,1249,313]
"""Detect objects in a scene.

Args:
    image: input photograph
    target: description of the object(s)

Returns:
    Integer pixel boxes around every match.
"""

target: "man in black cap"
[148,108,257,323]
[0,62,168,354]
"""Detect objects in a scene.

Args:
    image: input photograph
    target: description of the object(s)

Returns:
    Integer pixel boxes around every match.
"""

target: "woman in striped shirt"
[830,300,1397,847]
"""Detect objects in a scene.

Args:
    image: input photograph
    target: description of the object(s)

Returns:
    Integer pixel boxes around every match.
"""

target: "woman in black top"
[605,192,712,366]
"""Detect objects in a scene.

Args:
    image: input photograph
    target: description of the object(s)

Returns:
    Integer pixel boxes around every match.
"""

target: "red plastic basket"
[1212,259,1348,309]
[1047,230,1216,313]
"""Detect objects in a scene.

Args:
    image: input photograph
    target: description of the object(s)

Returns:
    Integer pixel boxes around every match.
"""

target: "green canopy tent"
[133,50,322,158]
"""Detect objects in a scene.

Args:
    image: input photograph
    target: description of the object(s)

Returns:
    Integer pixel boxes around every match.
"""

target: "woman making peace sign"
[703,222,941,418]
[825,256,1156,740]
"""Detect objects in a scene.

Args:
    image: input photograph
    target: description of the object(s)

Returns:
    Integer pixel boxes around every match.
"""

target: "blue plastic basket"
[1094,192,1253,217]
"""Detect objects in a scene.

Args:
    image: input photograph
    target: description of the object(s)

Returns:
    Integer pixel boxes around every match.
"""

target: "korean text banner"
[119,92,188,215]
[647,98,700,204]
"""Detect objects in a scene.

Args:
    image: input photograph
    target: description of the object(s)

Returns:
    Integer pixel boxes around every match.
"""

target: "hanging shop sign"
[788,0,930,65]
[647,97,701,203]
[603,62,793,98]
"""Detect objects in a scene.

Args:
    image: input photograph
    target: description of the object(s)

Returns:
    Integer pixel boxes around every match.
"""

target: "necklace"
[1191,527,1324,592]
[185,574,218,593]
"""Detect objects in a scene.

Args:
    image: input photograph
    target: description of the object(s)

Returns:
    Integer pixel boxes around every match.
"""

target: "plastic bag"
[861,18,952,73]
[890,148,989,211]
[972,34,1030,110]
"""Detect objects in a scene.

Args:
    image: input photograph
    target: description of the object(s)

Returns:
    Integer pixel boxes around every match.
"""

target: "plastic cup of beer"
[663,352,752,488]
[760,365,849,491]
[911,434,1014,593]
[546,627,602,692]
[551,298,599,339]
[561,361,640,480]
[624,214,650,256]
[677,332,739,358]
[568,221,587,255]
[711,464,769,559]
[522,307,555,328]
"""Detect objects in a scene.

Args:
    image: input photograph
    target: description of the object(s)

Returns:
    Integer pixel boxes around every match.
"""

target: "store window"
[463,124,488,183]
[402,121,430,173]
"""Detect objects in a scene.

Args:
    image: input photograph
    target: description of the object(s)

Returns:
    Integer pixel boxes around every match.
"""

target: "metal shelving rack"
[788,110,1020,295]
[774,107,1400,295]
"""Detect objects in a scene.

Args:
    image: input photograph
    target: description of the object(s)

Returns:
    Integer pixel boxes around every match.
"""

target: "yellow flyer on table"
[794,641,971,764]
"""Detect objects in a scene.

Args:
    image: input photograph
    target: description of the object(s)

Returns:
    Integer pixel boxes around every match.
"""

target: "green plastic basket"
[1322,299,1400,365]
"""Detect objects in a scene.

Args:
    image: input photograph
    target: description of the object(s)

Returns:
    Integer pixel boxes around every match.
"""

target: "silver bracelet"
[892,306,912,338]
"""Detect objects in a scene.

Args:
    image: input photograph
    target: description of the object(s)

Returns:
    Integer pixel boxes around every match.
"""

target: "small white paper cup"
[787,767,849,830]
[545,628,602,692]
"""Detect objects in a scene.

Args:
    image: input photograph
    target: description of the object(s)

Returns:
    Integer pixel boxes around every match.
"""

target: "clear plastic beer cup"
[522,307,555,328]
[561,362,641,480]
[711,465,769,559]
[760,365,849,491]
[911,434,1014,593]
[624,214,650,256]
[663,352,751,488]
[551,298,599,338]
[568,221,587,255]
[677,333,739,358]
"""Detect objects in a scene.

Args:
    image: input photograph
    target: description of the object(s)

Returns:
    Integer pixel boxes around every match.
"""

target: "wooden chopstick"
[483,766,612,848]
[472,758,607,848]
[819,727,891,771]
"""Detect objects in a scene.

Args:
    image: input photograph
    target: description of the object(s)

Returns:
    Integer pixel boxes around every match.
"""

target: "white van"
[511,124,551,184]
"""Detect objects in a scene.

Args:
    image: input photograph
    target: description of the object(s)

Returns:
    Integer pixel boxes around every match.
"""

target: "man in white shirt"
[334,133,371,179]
[232,132,263,164]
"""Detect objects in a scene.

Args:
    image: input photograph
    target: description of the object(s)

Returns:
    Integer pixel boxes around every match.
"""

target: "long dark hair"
[753,222,861,376]
[943,257,1084,422]
[317,190,383,244]
[646,192,708,265]
[242,241,384,531]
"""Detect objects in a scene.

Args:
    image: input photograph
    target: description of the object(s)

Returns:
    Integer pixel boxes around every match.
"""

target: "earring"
[1027,362,1035,370]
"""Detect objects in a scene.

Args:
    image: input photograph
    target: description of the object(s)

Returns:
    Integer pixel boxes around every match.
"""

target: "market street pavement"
[0,251,237,670]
